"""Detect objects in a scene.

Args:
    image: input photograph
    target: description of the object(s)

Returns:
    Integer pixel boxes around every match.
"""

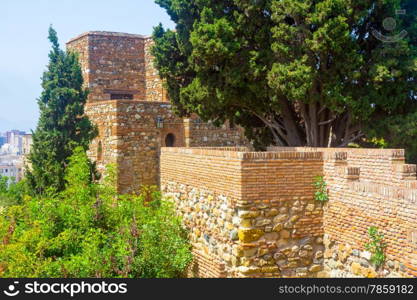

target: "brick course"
[270,147,417,277]
[162,147,417,278]
[161,147,325,278]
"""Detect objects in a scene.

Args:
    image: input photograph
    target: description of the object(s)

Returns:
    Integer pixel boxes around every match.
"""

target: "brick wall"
[144,38,168,102]
[322,150,417,278]
[67,31,147,102]
[161,147,325,278]
[270,147,417,278]
[186,118,249,148]
[68,31,170,103]
[85,101,248,194]
[161,147,417,278]
[85,100,184,193]
[67,34,90,89]
[67,31,249,194]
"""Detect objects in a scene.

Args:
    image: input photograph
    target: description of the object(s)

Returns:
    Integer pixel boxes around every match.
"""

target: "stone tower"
[67,31,247,193]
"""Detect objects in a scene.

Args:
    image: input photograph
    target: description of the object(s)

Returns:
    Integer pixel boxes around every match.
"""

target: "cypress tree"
[27,26,97,195]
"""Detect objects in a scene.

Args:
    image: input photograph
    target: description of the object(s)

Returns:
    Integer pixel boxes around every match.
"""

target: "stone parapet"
[161,147,417,278]
[161,147,325,278]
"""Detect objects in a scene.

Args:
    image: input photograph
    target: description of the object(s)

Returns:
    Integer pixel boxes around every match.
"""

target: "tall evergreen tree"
[153,0,417,150]
[27,26,97,195]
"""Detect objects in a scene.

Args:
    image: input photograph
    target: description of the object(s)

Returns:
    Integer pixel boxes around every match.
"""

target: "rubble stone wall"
[270,147,417,278]
[144,38,168,102]
[186,118,249,148]
[161,148,325,278]
[161,147,417,278]
[67,34,90,89]
[85,101,248,194]
[67,32,249,193]
[68,31,417,278]
[85,100,183,193]
[67,31,147,102]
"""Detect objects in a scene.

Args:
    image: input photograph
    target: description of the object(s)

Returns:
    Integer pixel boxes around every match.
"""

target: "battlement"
[161,147,417,278]
[67,31,148,44]
[161,147,325,277]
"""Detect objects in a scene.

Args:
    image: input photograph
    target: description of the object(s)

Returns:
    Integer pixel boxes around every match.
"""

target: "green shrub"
[314,176,329,203]
[0,147,192,278]
[365,226,386,268]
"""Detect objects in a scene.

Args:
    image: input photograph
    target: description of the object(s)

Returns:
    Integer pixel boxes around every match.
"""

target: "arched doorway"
[165,133,176,147]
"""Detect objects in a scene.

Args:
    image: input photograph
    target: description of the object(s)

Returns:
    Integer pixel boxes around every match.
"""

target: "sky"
[0,0,175,133]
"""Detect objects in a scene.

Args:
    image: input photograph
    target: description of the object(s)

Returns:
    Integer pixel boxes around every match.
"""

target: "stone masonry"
[161,147,417,278]
[270,147,417,277]
[161,147,325,278]
[67,31,248,193]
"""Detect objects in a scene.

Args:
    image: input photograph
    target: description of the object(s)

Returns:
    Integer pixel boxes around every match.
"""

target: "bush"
[0,148,192,278]
[314,176,329,203]
[0,176,28,207]
[365,226,386,268]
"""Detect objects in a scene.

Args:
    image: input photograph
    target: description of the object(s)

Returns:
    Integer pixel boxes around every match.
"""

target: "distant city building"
[2,130,29,155]
[6,130,25,144]
[22,134,33,155]
[21,134,33,176]
[0,160,23,183]
[0,131,32,182]
[0,143,19,155]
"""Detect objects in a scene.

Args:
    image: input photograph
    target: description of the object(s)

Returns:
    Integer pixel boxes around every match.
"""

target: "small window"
[165,133,176,147]
[111,93,133,100]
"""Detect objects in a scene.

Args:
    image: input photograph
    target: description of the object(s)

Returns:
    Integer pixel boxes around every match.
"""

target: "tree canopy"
[27,26,97,194]
[153,0,417,150]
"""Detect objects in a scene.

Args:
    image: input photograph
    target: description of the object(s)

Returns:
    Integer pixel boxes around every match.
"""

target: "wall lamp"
[156,117,164,129]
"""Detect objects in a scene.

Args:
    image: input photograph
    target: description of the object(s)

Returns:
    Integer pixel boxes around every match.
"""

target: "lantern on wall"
[156,117,164,129]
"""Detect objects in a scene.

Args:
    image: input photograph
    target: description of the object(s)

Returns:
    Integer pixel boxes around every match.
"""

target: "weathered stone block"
[238,229,264,243]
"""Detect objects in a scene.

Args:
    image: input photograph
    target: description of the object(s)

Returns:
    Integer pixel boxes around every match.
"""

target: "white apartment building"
[0,163,23,183]
[22,134,33,155]
[0,132,32,183]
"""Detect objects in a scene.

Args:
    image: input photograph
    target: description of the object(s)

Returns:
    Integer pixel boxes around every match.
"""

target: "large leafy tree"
[27,27,97,194]
[153,0,417,149]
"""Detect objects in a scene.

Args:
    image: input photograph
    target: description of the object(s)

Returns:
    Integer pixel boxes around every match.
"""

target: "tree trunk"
[256,99,363,148]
